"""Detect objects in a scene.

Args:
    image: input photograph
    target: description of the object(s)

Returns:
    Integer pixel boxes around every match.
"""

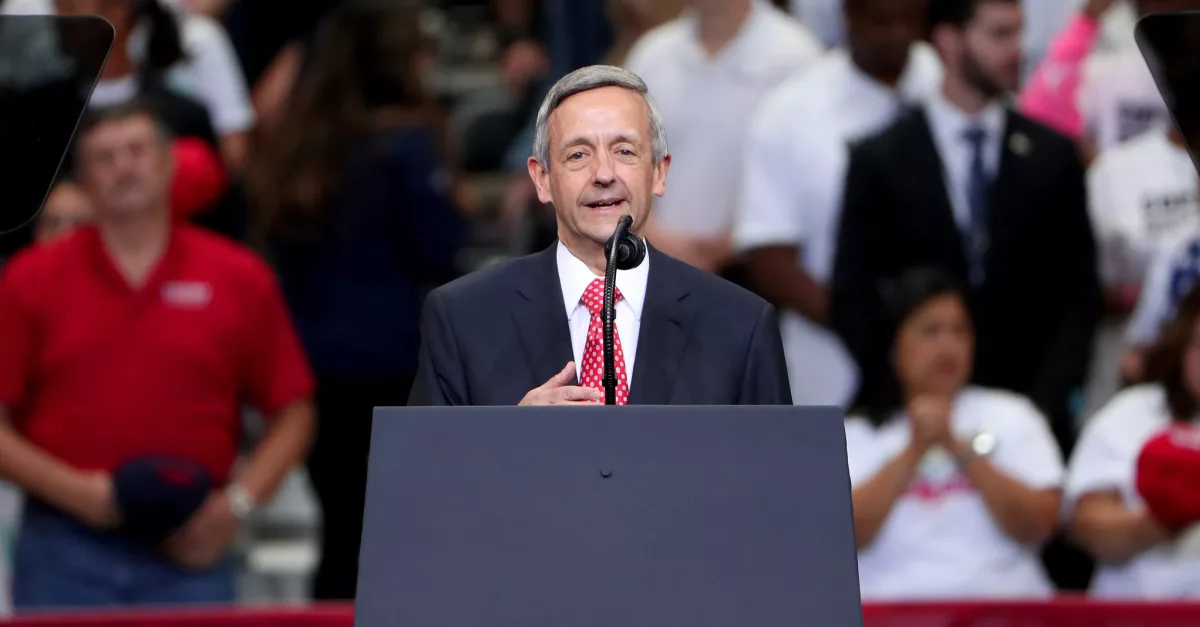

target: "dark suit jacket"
[831,108,1102,435]
[409,243,792,406]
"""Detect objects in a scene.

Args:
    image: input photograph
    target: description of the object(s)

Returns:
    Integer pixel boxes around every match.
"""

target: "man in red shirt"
[0,100,315,609]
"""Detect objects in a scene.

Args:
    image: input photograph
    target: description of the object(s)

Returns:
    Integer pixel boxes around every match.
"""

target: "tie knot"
[581,278,622,316]
[962,125,987,148]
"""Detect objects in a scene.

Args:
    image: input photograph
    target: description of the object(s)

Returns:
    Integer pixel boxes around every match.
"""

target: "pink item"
[1017,12,1102,139]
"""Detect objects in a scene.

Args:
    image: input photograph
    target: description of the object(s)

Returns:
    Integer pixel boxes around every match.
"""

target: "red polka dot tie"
[579,278,629,405]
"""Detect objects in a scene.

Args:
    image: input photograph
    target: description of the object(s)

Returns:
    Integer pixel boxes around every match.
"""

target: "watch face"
[972,432,997,456]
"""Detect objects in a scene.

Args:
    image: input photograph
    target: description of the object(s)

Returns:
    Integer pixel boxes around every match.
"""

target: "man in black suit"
[410,65,791,407]
[831,0,1102,455]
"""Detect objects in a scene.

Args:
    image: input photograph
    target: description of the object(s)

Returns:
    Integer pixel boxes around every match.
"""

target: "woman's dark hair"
[855,266,969,427]
[1145,281,1200,422]
[136,0,187,74]
[246,4,440,249]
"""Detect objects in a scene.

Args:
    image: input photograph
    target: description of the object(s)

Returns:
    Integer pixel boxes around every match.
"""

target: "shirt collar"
[679,0,768,68]
[840,44,937,108]
[556,240,649,321]
[925,88,1007,148]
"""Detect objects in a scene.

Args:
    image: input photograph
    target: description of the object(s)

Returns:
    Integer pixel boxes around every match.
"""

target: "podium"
[355,405,863,627]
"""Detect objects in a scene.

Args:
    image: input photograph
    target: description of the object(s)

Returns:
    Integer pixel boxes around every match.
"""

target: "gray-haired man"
[408,65,791,407]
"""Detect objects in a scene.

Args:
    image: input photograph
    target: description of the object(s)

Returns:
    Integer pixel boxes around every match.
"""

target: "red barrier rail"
[6,600,1200,627]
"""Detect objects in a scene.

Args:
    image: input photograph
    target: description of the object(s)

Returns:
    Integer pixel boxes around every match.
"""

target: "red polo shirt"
[0,225,314,485]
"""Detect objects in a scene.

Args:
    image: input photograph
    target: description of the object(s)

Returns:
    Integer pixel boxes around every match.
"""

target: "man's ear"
[930,23,959,61]
[528,156,554,204]
[652,154,671,197]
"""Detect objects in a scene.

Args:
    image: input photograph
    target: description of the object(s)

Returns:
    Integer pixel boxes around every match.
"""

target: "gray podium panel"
[357,405,862,627]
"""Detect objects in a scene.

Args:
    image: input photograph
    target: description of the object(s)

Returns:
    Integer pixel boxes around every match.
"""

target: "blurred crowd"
[2,0,1200,616]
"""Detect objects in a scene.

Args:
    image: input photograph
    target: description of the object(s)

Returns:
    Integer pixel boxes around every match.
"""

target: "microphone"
[601,215,645,405]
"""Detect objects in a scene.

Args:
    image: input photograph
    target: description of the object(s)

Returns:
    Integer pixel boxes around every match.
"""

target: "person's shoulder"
[1089,383,1170,433]
[0,228,91,287]
[426,250,543,308]
[653,248,771,317]
[751,51,843,139]
[851,107,923,157]
[757,4,823,62]
[958,386,1044,424]
[178,226,277,288]
[1096,128,1169,168]
[625,17,693,72]
[1006,108,1081,155]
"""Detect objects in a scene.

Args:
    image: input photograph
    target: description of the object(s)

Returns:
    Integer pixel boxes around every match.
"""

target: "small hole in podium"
[600,470,613,478]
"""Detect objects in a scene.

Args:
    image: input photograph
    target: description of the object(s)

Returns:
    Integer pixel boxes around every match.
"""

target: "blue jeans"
[13,500,236,610]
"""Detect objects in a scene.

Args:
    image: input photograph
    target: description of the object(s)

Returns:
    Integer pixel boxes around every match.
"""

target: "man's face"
[957,1,1024,97]
[528,86,669,250]
[78,115,173,220]
[845,0,929,81]
[35,182,94,244]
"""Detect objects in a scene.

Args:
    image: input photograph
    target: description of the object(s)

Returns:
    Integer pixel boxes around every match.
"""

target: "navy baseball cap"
[112,455,211,543]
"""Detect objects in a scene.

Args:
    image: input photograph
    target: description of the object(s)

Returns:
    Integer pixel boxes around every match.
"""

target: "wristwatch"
[954,431,997,466]
[226,483,257,520]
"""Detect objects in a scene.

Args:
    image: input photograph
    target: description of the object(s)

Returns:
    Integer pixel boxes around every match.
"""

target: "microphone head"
[605,215,647,271]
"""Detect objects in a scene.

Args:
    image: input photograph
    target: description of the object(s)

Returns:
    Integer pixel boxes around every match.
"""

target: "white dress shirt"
[625,0,822,238]
[557,241,649,386]
[924,91,1006,230]
[732,43,942,407]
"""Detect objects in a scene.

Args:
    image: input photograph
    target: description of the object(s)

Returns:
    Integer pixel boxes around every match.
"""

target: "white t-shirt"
[1127,227,1200,347]
[1079,49,1172,153]
[625,0,822,239]
[1065,384,1200,598]
[732,44,942,407]
[2,0,254,134]
[1087,129,1200,288]
[846,387,1063,600]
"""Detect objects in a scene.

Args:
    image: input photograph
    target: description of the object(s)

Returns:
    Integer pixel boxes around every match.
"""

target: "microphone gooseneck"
[602,214,646,405]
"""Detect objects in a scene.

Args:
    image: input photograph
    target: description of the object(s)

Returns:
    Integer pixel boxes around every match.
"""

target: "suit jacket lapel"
[910,111,967,265]
[512,244,577,388]
[628,246,694,405]
[990,112,1035,248]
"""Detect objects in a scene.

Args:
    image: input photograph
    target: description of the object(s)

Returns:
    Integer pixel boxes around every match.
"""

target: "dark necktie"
[963,125,991,285]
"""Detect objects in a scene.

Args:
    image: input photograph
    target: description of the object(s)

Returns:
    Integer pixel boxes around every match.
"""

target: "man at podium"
[409,65,791,407]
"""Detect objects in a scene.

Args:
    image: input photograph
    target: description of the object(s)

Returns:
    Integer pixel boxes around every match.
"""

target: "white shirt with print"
[1066,384,1200,598]
[1079,50,1172,153]
[1088,128,1200,289]
[846,387,1062,600]
[1128,228,1200,347]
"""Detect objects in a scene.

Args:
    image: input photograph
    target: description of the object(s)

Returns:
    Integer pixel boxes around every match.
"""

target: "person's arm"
[1017,0,1112,139]
[948,444,1061,544]
[408,290,468,407]
[830,143,889,388]
[0,260,118,528]
[180,16,257,171]
[851,443,925,548]
[1031,145,1103,420]
[1070,491,1170,564]
[0,408,118,528]
[743,246,828,326]
[735,100,830,326]
[251,42,303,132]
[737,304,792,405]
